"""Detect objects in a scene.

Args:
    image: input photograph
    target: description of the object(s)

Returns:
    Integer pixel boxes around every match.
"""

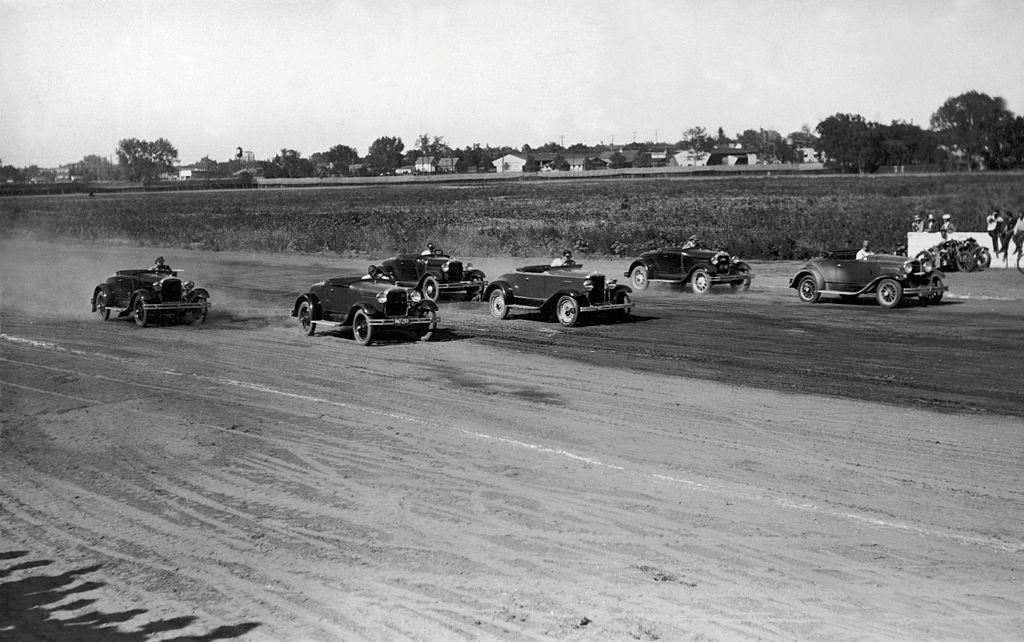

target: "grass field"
[2,173,1022,260]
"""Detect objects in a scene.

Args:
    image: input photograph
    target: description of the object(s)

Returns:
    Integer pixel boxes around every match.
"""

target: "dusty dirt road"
[2,241,1023,641]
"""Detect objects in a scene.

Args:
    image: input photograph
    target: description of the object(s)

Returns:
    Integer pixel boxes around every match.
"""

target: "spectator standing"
[987,208,1001,254]
[1012,212,1024,256]
[1001,211,1019,260]
[940,214,956,239]
[911,214,924,232]
[925,213,939,232]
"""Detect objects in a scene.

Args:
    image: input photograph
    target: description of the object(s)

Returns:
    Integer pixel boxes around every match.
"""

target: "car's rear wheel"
[876,278,903,308]
[298,301,316,336]
[612,292,631,322]
[95,290,110,320]
[975,248,991,269]
[421,275,440,302]
[797,275,820,303]
[185,296,208,325]
[731,264,752,290]
[132,298,148,327]
[555,295,580,327]
[629,265,649,291]
[352,310,373,345]
[416,309,437,341]
[488,289,510,319]
[690,269,711,294]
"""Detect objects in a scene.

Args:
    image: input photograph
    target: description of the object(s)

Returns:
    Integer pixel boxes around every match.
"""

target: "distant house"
[437,157,458,173]
[395,165,415,175]
[178,166,213,180]
[493,153,527,173]
[706,147,757,166]
[414,156,436,173]
[672,149,709,167]
[597,149,639,168]
[348,163,367,176]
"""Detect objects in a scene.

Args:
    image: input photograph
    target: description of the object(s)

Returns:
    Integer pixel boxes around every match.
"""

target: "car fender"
[789,269,823,290]
[131,288,157,304]
[624,258,653,277]
[291,293,321,319]
[483,281,512,302]
[343,302,382,325]
[466,268,487,281]
[611,284,633,297]
[541,288,586,312]
[187,287,211,301]
[91,283,113,311]
[417,300,439,313]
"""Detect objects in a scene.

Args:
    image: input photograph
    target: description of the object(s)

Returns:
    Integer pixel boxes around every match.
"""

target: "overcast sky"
[2,0,1022,167]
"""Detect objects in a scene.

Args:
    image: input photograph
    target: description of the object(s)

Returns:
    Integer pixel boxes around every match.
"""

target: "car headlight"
[409,289,423,303]
[376,292,389,304]
[442,262,450,273]
[152,280,162,291]
[183,280,195,293]
[583,279,594,291]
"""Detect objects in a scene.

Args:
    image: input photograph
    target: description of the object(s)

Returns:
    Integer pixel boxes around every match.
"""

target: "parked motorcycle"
[916,238,990,272]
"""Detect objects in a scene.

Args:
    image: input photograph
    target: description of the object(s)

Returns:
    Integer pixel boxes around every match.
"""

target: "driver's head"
[688,234,699,242]
[155,256,165,264]
[563,250,572,259]
[367,264,377,275]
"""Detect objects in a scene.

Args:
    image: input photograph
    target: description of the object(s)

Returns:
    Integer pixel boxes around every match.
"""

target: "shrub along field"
[2,173,1022,260]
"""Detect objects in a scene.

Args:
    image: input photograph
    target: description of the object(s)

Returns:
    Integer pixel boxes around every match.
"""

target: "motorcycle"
[916,238,990,272]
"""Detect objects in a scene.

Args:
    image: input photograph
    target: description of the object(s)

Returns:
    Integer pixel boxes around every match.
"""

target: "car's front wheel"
[690,269,711,294]
[416,309,437,341]
[421,275,440,302]
[488,289,510,319]
[555,295,580,327]
[352,309,373,346]
[297,301,316,336]
[925,275,944,304]
[95,290,110,320]
[132,298,148,327]
[612,292,631,322]
[629,265,649,291]
[797,275,820,303]
[876,278,903,308]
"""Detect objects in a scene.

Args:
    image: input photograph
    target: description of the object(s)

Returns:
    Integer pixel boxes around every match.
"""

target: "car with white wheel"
[789,249,947,309]
[483,262,633,327]
[378,248,487,302]
[91,263,210,327]
[291,271,439,345]
[624,245,752,294]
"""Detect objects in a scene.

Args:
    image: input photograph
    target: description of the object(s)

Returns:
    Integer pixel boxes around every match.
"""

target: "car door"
[320,281,353,318]
[825,258,871,292]
[511,269,546,303]
[654,251,682,278]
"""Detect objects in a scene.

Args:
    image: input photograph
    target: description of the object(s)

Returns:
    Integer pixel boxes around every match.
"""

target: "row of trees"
[3,90,1021,184]
[816,91,1024,173]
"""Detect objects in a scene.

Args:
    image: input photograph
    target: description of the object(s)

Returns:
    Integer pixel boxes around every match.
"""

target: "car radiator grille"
[715,258,731,274]
[385,291,409,316]
[588,275,606,304]
[161,278,183,301]
[446,261,464,282]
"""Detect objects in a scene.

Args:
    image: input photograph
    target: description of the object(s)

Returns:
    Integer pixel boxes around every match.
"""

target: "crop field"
[2,172,1022,260]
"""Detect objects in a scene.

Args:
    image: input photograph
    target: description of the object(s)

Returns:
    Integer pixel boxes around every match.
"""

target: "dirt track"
[2,241,1023,640]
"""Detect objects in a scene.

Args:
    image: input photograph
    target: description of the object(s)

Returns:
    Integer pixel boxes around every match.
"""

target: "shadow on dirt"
[0,551,261,641]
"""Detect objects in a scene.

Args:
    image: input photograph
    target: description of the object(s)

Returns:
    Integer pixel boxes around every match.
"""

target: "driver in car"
[151,256,173,273]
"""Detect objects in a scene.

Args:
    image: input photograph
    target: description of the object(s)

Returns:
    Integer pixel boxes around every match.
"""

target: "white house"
[492,153,527,173]
[672,149,709,167]
[414,156,436,173]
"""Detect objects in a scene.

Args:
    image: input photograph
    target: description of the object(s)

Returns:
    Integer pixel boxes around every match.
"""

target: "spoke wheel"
[298,301,316,336]
[417,309,437,341]
[629,265,649,291]
[95,290,110,320]
[976,248,991,269]
[613,292,631,322]
[797,275,820,303]
[876,278,903,309]
[926,276,944,304]
[690,269,711,294]
[555,295,580,327]
[132,298,148,327]
[422,276,440,302]
[1018,252,1024,275]
[352,310,373,346]
[488,289,510,319]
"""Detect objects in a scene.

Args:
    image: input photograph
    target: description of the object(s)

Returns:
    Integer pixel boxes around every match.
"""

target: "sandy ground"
[2,240,1023,641]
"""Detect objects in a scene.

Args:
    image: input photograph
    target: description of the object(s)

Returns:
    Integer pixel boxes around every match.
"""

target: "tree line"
[3,90,1021,185]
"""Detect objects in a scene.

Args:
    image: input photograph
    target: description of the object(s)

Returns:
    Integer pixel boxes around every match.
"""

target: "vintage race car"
[624,246,753,293]
[291,269,438,345]
[379,248,487,301]
[91,265,210,327]
[483,262,633,327]
[789,250,947,308]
